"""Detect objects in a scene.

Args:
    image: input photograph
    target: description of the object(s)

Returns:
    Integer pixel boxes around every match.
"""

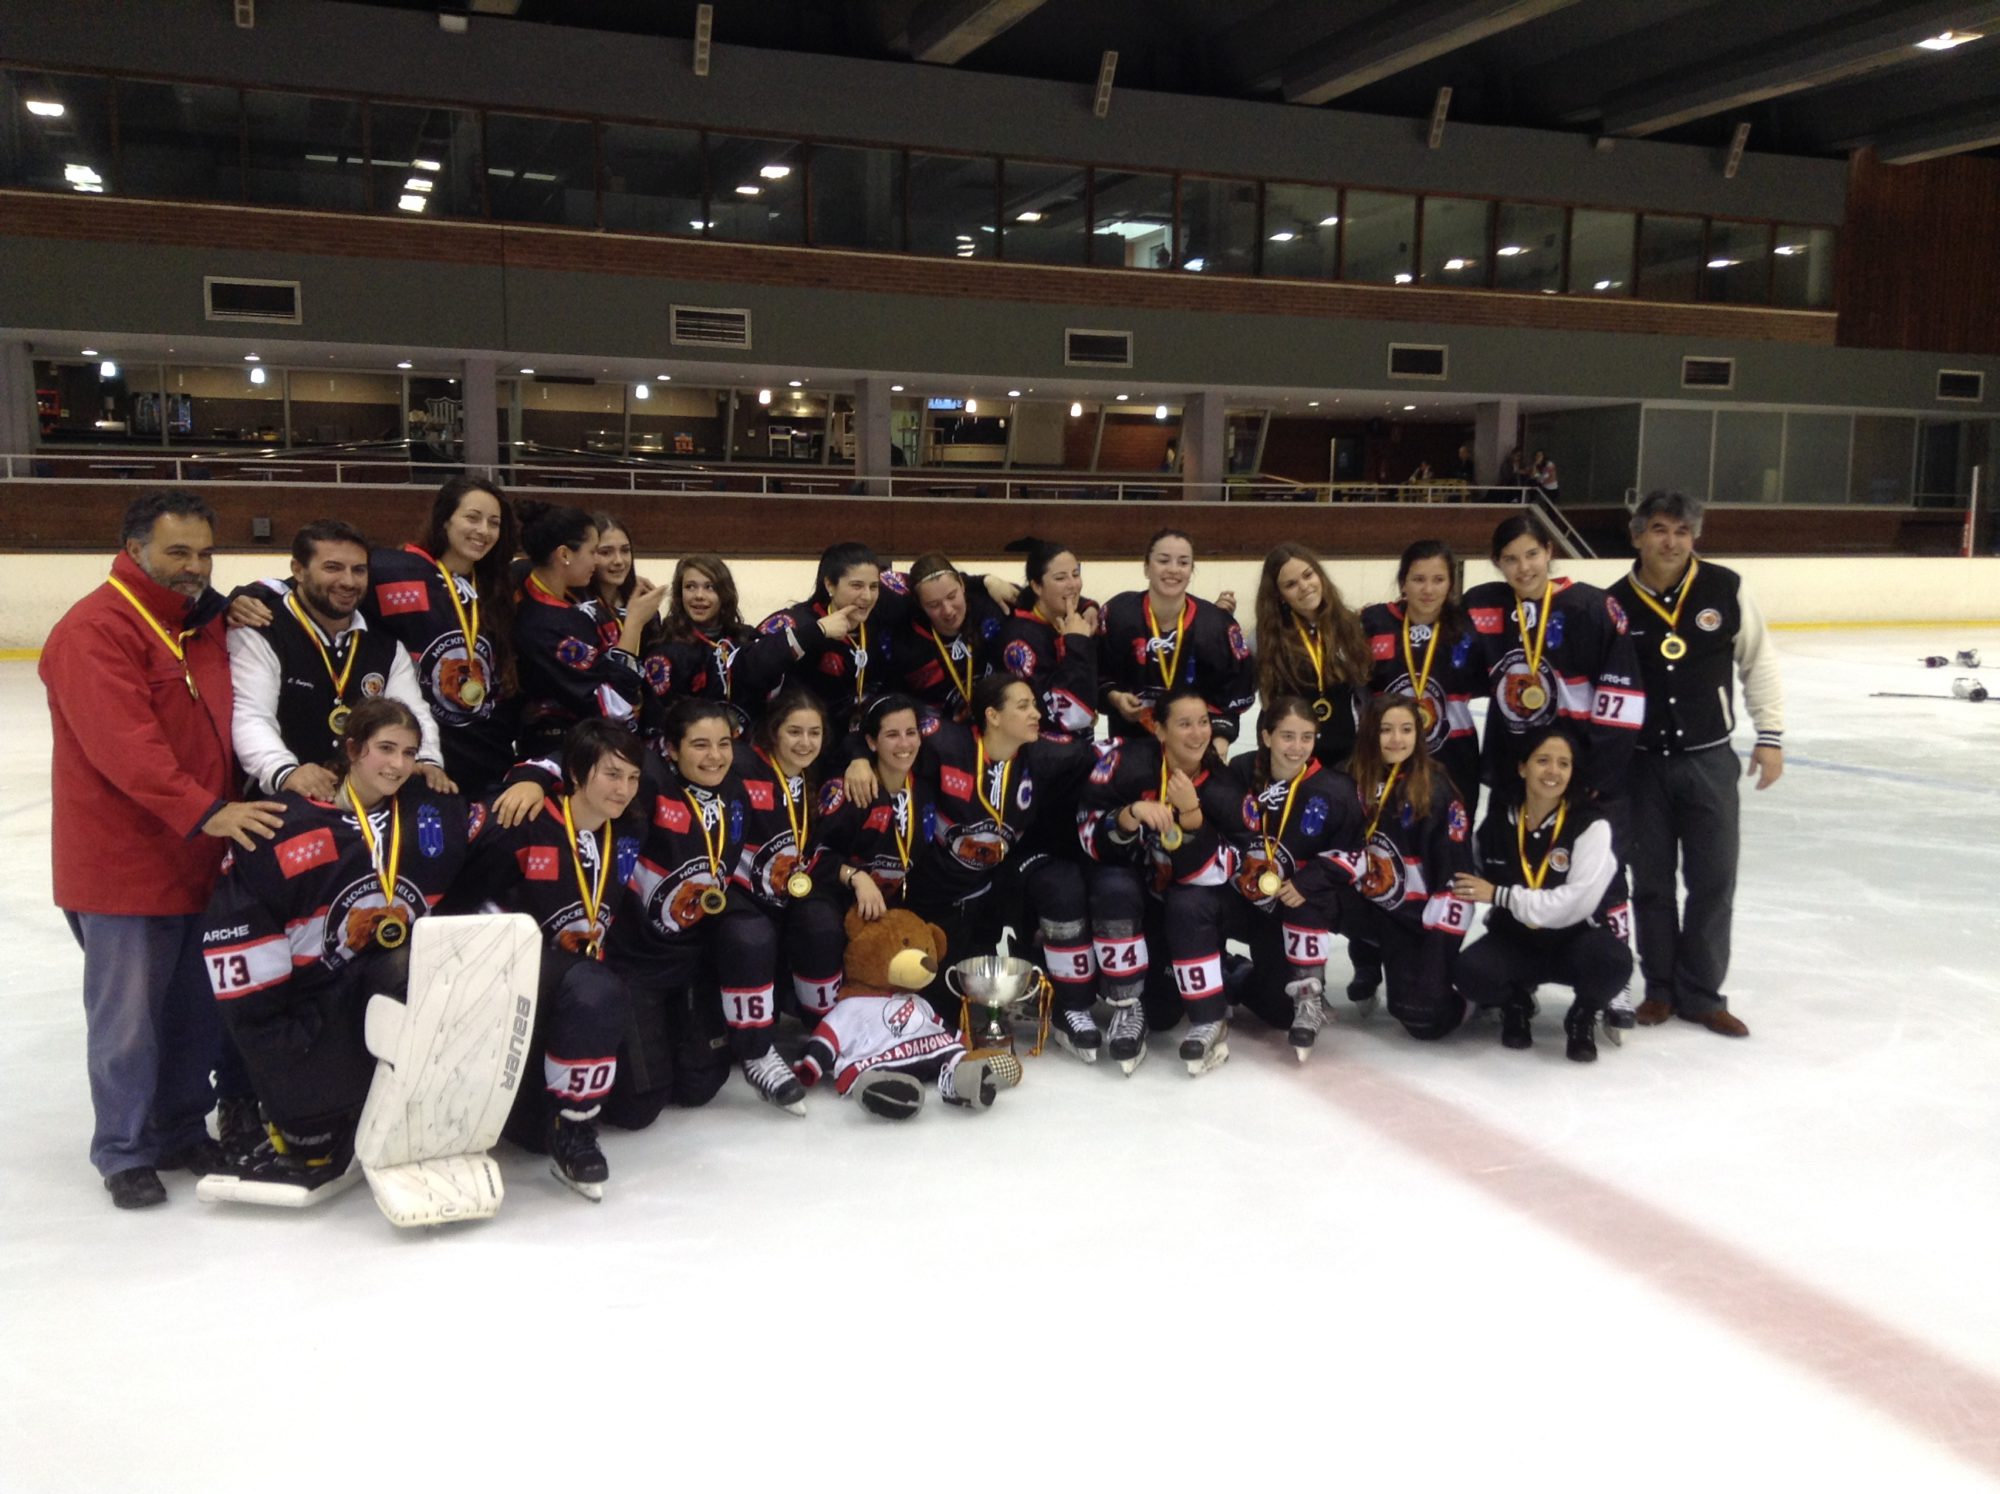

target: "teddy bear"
[793,906,1022,1120]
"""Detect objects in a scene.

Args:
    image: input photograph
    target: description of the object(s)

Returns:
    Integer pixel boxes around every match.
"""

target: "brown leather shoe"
[1635,998,1674,1026]
[1681,1008,1749,1038]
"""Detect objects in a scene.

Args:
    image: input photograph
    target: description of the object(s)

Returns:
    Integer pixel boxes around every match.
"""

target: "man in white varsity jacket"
[1608,492,1784,1038]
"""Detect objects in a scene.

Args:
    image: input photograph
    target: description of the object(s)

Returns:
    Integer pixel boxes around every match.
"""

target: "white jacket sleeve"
[227,626,300,795]
[385,646,444,766]
[1493,820,1618,931]
[1733,586,1784,749]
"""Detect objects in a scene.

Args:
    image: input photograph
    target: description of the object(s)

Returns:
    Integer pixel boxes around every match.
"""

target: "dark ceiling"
[358,0,2000,162]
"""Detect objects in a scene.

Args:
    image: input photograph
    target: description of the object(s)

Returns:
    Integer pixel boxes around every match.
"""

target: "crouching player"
[199,700,476,1198]
[454,720,644,1197]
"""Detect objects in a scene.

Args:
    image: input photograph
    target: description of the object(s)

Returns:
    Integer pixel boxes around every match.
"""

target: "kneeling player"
[454,720,644,1197]
[200,700,477,1194]
[1451,724,1633,1062]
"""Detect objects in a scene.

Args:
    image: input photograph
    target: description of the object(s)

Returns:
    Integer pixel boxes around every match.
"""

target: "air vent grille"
[670,305,752,349]
[1681,355,1735,391]
[1388,343,1448,380]
[1065,328,1133,368]
[204,276,301,324]
[1937,369,1984,403]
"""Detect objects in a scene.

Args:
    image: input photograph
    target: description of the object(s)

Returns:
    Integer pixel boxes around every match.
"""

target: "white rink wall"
[1,552,1997,651]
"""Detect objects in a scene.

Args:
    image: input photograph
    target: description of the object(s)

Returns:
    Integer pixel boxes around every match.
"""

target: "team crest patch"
[1447,800,1469,843]
[518,845,561,881]
[864,802,892,833]
[644,655,672,693]
[819,780,847,815]
[360,672,387,698]
[1370,634,1395,661]
[1469,607,1504,634]
[1548,847,1571,873]
[746,780,775,810]
[759,612,793,636]
[921,803,938,841]
[981,616,1001,640]
[376,580,429,616]
[1241,795,1260,831]
[1302,795,1328,836]
[919,709,943,736]
[1227,623,1250,662]
[654,797,691,832]
[1604,596,1628,635]
[557,636,597,670]
[1452,634,1474,667]
[1089,744,1120,784]
[1547,609,1567,647]
[466,802,487,841]
[1696,607,1723,632]
[417,802,445,858]
[940,766,974,800]
[276,829,336,879]
[1004,639,1037,676]
[728,802,744,840]
[880,570,908,595]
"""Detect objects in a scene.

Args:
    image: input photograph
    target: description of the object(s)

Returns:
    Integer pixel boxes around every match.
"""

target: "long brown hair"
[421,475,519,692]
[1254,542,1368,704]
[660,553,746,642]
[1349,695,1438,824]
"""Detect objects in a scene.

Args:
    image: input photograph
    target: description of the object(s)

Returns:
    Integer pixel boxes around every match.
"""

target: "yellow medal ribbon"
[853,619,869,701]
[285,592,359,716]
[106,575,200,699]
[930,627,974,705]
[1364,763,1403,841]
[560,795,613,959]
[1143,595,1188,693]
[685,788,731,914]
[1629,556,1701,659]
[344,781,404,931]
[766,755,813,896]
[434,557,484,698]
[1401,611,1441,700]
[1515,582,1553,679]
[974,735,1013,827]
[1294,618,1325,695]
[1262,766,1306,869]
[1517,801,1569,890]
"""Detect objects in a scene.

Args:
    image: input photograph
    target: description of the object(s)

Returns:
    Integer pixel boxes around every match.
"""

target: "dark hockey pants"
[1455,920,1632,1020]
[1335,892,1463,1041]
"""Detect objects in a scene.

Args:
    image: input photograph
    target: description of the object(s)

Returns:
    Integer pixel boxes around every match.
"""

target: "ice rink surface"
[3,628,1998,1493]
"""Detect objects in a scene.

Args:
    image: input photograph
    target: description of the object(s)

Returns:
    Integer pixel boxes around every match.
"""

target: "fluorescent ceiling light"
[521,172,558,182]
[758,164,791,179]
[735,184,761,196]
[1916,30,1980,50]
[891,384,904,392]
[396,360,413,369]
[80,348,99,356]
[1403,404,1416,411]
[1774,244,1805,256]
[412,158,442,171]
[1016,210,1043,223]
[655,374,672,381]
[1706,257,1738,268]
[1594,278,1614,290]
[100,361,118,379]
[403,177,433,193]
[304,153,341,164]
[1307,400,1319,407]
[488,167,517,178]
[1393,272,1414,284]
[1496,245,1527,256]
[1268,231,1295,242]
[757,389,772,405]
[397,194,428,212]
[633,382,649,399]
[788,380,803,387]
[25,100,65,118]
[1318,215,1340,227]
[1115,394,1129,402]
[1095,220,1167,240]
[1007,389,1021,398]
[520,368,535,375]
[1184,258,1206,271]
[73,182,104,193]
[689,219,707,230]
[243,354,260,362]
[64,164,102,185]
[1443,258,1472,270]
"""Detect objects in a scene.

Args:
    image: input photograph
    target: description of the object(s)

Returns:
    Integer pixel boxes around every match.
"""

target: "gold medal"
[286,593,359,740]
[345,782,409,950]
[1629,558,1701,667]
[375,913,409,950]
[329,703,352,735]
[459,675,486,707]
[1257,869,1282,897]
[1161,823,1184,851]
[1512,584,1554,720]
[561,795,614,962]
[699,885,728,917]
[1312,697,1334,722]
[786,871,814,899]
[1660,634,1688,661]
[684,786,733,921]
[1520,683,1549,712]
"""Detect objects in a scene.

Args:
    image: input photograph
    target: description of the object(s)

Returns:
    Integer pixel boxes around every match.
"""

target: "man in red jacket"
[41,491,285,1209]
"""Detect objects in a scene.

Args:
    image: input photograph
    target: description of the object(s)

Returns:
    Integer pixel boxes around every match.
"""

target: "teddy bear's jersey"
[799,995,963,1095]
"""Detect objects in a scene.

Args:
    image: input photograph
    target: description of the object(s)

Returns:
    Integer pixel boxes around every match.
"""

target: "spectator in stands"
[1409,460,1435,485]
[1531,450,1560,498]
[1454,443,1477,483]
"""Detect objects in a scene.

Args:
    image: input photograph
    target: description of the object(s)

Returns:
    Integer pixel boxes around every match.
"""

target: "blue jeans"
[65,911,221,1176]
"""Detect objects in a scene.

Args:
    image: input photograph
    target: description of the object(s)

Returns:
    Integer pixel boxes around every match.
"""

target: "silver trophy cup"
[945,955,1052,1056]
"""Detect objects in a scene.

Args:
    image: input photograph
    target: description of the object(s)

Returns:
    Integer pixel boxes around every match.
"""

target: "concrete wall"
[7,553,1995,652]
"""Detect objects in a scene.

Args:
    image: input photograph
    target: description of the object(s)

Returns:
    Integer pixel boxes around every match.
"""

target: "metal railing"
[0,452,1555,509]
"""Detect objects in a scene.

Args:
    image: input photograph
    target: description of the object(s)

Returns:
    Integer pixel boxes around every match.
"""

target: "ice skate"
[940,1051,1022,1110]
[547,1110,608,1201]
[215,1096,267,1169]
[1602,997,1634,1047]
[1179,1019,1229,1076]
[1285,976,1326,1062]
[1050,1005,1102,1064]
[196,1127,362,1209]
[742,1050,808,1115]
[853,1068,926,1120]
[1105,1001,1148,1075]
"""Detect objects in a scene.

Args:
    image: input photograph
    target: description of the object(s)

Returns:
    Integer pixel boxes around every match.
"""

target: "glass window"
[1638,407,1713,498]
[32,358,163,446]
[370,101,481,220]
[1342,190,1416,284]
[632,383,728,460]
[1773,225,1836,310]
[1494,202,1564,293]
[706,134,804,244]
[1704,219,1770,304]
[600,122,704,235]
[1712,410,1783,502]
[288,370,403,448]
[484,113,596,227]
[1637,213,1704,301]
[1781,412,1851,504]
[165,362,283,448]
[1420,196,1490,285]
[407,374,463,461]
[116,80,242,203]
[811,143,901,251]
[1179,176,1256,275]
[1850,415,1916,504]
[1092,169,1174,270]
[3,70,113,194]
[1262,181,1341,280]
[908,151,996,259]
[519,377,624,458]
[1000,159,1087,265]
[1571,209,1634,295]
[243,91,364,211]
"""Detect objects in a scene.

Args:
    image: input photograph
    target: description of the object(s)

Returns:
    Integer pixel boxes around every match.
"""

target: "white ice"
[3,630,1999,1493]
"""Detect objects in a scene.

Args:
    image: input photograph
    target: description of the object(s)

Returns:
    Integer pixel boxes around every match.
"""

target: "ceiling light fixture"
[26,100,65,118]
[404,177,434,193]
[1268,231,1296,242]
[1070,401,1083,417]
[758,164,791,179]
[890,384,904,392]
[80,348,99,356]
[1185,258,1207,271]
[1154,405,1168,420]
[689,218,707,230]
[1016,210,1043,223]
[250,366,267,385]
[757,388,772,405]
[1443,257,1472,270]
[1007,389,1021,398]
[1307,400,1319,407]
[397,194,427,212]
[735,184,761,196]
[1706,257,1739,269]
[520,367,535,375]
[633,382,649,399]
[1318,214,1340,227]
[412,157,442,172]
[100,361,118,379]
[789,379,803,387]
[243,353,260,362]
[965,399,978,414]
[656,374,672,381]
[1115,394,1129,402]
[396,360,413,369]
[64,164,101,186]
[1403,404,1416,411]
[1496,245,1527,257]
[1774,244,1805,256]
[1393,272,1414,284]
[1916,30,1981,50]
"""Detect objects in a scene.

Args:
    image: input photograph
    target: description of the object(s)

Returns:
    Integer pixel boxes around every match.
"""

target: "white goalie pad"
[354,913,541,1228]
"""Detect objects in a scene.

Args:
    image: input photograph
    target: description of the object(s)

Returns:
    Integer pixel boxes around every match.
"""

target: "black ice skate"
[548,1109,609,1201]
[1105,1001,1148,1075]
[1286,976,1326,1062]
[1179,1019,1229,1076]
[195,1126,361,1209]
[1051,1005,1102,1064]
[742,1051,808,1115]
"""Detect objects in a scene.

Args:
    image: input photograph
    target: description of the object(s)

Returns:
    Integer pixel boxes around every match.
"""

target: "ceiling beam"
[901,0,1049,66]
[1281,0,1587,106]
[1599,1,2000,137]
[1872,101,2000,162]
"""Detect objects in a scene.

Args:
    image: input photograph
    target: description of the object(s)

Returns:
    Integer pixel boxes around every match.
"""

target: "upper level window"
[1000,159,1088,265]
[908,151,996,259]
[245,92,364,212]
[1637,213,1704,301]
[1420,195,1491,286]
[1092,169,1174,270]
[706,134,804,244]
[1494,202,1564,293]
[1263,181,1341,280]
[3,69,113,196]
[812,143,902,252]
[1344,190,1416,284]
[1772,225,1836,309]
[600,122,704,236]
[485,112,596,227]
[118,80,244,203]
[1571,208,1634,295]
[1703,219,1771,304]
[1179,176,1257,275]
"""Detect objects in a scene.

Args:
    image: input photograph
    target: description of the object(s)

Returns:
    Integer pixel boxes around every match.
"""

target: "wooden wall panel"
[1836,149,2000,355]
